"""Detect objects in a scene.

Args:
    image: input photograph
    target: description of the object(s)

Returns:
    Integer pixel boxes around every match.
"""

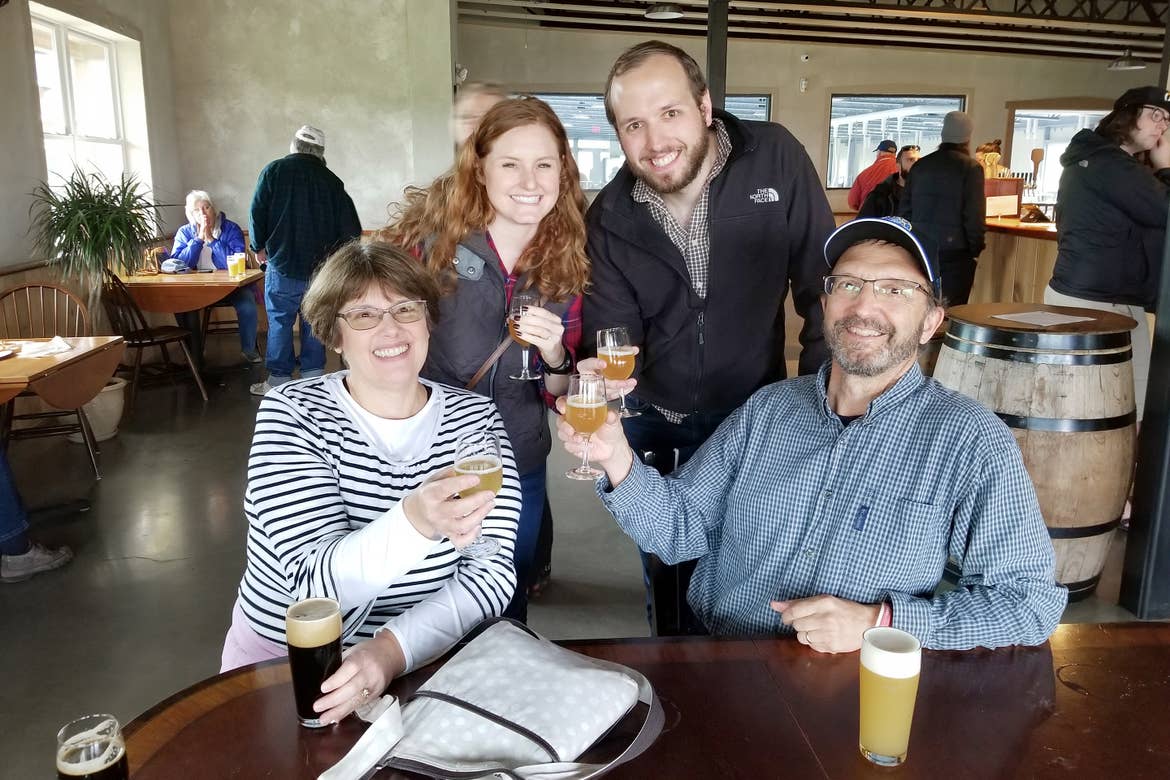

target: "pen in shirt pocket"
[852,505,869,532]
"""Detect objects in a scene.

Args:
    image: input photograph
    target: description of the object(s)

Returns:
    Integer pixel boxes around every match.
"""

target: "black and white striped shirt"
[235,373,520,671]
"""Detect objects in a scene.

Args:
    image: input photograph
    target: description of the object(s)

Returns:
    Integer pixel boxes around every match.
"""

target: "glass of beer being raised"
[507,291,541,381]
[596,327,640,418]
[564,373,607,480]
[56,714,128,780]
[286,597,343,728]
[859,627,921,767]
[452,429,503,558]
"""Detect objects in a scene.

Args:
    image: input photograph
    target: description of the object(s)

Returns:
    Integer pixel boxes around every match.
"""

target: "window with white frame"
[534,93,771,190]
[827,94,967,188]
[31,12,128,185]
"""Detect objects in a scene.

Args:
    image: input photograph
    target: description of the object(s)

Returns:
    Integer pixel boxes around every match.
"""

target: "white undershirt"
[197,243,215,271]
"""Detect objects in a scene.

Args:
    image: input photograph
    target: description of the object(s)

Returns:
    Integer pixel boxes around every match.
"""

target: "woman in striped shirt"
[221,242,520,725]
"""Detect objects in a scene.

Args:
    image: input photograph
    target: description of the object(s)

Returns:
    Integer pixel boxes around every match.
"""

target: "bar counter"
[971,217,1057,304]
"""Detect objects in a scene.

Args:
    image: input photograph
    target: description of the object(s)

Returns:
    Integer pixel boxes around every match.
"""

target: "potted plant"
[29,165,165,308]
[27,166,166,436]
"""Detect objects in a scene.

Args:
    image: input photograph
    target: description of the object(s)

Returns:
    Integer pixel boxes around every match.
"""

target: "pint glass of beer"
[286,597,343,728]
[859,627,921,766]
[56,714,128,780]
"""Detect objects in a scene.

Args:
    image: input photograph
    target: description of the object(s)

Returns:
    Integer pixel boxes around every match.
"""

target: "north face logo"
[750,187,779,204]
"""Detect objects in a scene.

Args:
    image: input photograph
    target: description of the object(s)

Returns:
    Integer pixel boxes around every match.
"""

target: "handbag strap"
[466,336,513,390]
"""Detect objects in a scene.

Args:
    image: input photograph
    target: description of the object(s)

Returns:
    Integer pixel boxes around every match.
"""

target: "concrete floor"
[0,340,1137,778]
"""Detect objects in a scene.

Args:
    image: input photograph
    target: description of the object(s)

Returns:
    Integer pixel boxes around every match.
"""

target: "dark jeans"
[502,465,546,623]
[621,397,733,636]
[938,251,977,306]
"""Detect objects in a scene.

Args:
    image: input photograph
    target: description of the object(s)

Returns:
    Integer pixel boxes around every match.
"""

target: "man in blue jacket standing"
[249,125,361,395]
[582,40,835,634]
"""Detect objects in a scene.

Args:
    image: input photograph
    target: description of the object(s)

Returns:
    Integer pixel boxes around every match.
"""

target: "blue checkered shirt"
[599,363,1067,650]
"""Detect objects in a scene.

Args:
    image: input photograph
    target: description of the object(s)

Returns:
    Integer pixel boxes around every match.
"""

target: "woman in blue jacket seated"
[168,189,261,363]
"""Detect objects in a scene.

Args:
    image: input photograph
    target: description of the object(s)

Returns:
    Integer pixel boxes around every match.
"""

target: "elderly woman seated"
[168,189,261,362]
[220,240,519,724]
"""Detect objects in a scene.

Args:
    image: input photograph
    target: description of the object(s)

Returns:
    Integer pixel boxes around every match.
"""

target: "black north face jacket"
[582,110,834,416]
[1051,128,1170,310]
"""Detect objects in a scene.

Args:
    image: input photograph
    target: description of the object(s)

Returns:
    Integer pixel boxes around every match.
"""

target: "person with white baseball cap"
[558,215,1066,653]
[249,125,362,396]
[1045,85,1170,421]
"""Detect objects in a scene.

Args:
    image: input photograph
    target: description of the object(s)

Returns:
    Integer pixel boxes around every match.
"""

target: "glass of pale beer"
[56,714,128,780]
[453,429,503,558]
[508,291,541,381]
[859,627,922,767]
[596,327,640,418]
[564,373,607,480]
[286,597,344,728]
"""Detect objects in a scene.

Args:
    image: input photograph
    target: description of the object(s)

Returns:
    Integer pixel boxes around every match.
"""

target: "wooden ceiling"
[457,0,1166,62]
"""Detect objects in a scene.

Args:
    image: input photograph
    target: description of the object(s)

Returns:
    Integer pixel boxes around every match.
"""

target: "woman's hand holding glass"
[402,467,496,550]
[314,630,406,725]
[513,304,567,367]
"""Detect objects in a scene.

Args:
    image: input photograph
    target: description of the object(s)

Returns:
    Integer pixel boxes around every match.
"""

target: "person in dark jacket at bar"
[583,40,834,634]
[858,144,921,219]
[898,111,985,305]
[1045,86,1170,421]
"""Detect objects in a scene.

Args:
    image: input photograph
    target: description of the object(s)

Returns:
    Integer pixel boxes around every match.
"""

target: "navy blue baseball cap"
[874,139,897,153]
[823,217,940,297]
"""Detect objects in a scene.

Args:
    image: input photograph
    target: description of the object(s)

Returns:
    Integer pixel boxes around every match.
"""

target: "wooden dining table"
[0,336,124,412]
[118,268,263,314]
[123,621,1170,779]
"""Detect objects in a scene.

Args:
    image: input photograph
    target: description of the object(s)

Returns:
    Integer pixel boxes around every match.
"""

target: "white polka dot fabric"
[390,622,640,773]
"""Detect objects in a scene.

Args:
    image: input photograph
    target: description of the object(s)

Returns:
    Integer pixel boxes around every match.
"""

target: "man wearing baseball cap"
[558,215,1065,653]
[249,125,362,396]
[848,139,899,211]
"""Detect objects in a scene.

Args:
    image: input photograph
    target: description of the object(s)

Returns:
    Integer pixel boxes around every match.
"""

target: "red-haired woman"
[381,97,589,620]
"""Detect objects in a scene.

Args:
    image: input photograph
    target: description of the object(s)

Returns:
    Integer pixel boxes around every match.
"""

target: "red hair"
[380,97,589,301]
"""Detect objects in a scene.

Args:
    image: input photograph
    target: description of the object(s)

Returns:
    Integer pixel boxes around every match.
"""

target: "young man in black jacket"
[898,111,985,305]
[581,40,834,634]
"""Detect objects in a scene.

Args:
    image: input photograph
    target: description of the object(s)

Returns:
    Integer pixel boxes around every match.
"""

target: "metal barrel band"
[942,335,1132,366]
[1047,518,1122,539]
[1063,573,1103,602]
[995,410,1137,433]
[947,320,1132,352]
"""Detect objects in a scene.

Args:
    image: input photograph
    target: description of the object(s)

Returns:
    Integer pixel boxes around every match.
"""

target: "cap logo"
[882,216,913,232]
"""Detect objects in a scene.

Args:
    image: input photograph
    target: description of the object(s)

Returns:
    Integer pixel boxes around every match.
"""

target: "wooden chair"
[0,284,101,479]
[100,271,208,408]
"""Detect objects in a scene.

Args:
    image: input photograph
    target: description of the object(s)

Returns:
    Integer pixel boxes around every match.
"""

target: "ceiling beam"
[459,8,1159,57]
[460,1,1164,40]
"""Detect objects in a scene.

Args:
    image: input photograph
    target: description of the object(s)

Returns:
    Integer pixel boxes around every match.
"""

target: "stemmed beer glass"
[508,292,541,381]
[453,430,503,557]
[564,373,607,480]
[596,327,639,418]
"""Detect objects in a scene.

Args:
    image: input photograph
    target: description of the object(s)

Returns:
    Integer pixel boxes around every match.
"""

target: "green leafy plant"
[29,166,165,288]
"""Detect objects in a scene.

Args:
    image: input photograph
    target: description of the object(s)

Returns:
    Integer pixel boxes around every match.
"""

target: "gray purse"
[321,620,663,780]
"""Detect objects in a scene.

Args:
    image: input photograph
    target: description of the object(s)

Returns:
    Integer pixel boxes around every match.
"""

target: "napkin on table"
[17,336,74,358]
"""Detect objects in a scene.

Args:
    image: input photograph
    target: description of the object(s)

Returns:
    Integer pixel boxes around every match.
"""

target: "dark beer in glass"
[56,714,128,780]
[286,597,343,728]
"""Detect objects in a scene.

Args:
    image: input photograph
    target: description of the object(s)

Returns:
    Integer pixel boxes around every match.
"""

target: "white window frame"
[31,12,128,182]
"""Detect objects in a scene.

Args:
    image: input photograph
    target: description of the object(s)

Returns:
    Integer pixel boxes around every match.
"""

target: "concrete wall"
[0,0,184,271]
[457,24,1141,211]
[2,0,455,276]
[166,0,454,233]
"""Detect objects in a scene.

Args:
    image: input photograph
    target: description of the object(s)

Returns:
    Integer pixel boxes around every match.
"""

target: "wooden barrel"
[933,303,1137,601]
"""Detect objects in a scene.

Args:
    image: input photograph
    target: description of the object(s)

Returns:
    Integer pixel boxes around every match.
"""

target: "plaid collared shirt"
[631,120,732,423]
[631,119,732,301]
[598,364,1067,650]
